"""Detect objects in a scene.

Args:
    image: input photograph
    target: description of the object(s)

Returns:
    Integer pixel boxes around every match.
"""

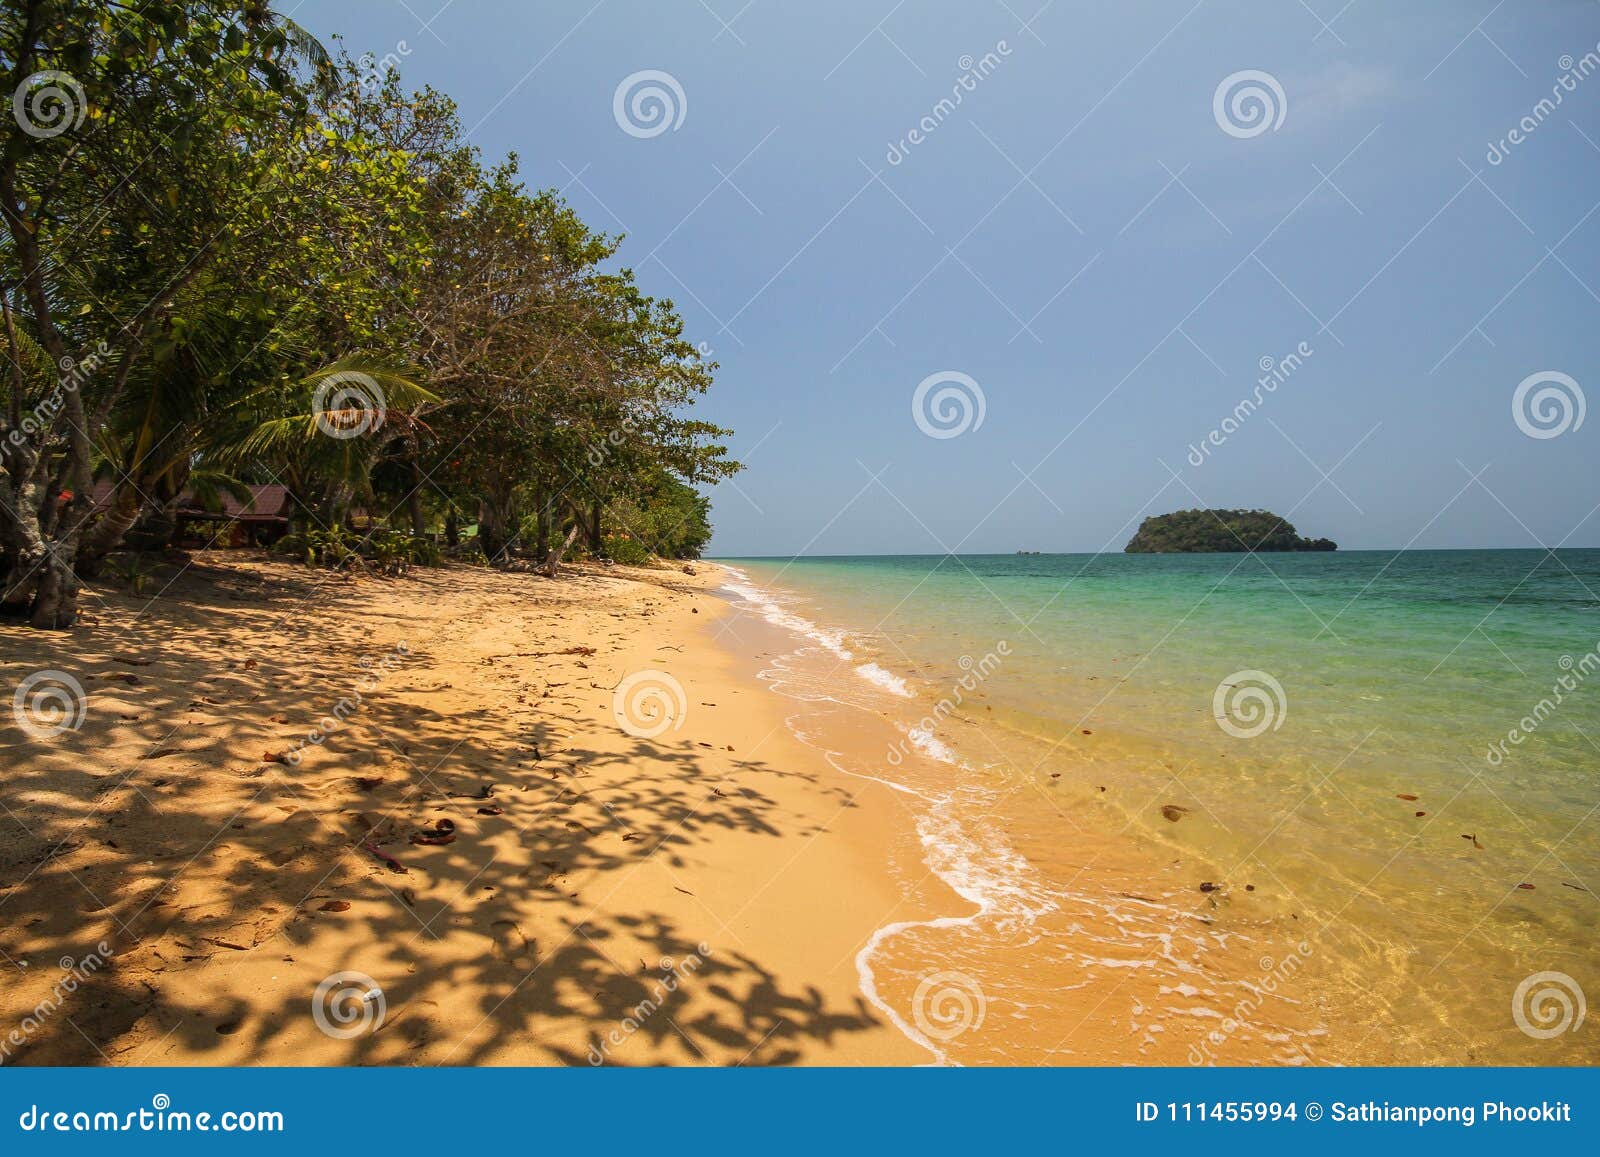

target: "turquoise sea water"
[716,550,1600,1064]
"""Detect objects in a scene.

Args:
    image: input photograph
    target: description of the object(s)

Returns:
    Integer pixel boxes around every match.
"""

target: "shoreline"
[0,554,936,1065]
[712,555,1600,1068]
[713,560,1339,1066]
[713,563,1076,1064]
[8,551,1591,1066]
[709,567,985,1065]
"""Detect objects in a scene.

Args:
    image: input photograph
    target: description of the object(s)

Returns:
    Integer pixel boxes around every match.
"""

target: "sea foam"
[718,563,1058,1064]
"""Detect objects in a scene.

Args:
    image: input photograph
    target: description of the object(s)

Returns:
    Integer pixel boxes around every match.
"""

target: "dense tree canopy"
[1,0,737,627]
[1124,510,1337,553]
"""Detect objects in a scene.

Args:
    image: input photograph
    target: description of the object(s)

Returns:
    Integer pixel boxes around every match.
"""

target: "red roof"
[85,481,292,522]
[196,484,291,521]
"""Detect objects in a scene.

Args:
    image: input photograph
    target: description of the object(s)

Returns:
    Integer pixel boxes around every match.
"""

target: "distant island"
[1125,509,1337,553]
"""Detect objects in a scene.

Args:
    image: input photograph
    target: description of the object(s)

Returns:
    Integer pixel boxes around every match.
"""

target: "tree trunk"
[587,498,603,556]
[128,502,180,551]
[0,539,40,617]
[0,492,83,629]
[77,484,145,577]
[0,431,85,628]
[321,482,353,529]
[444,509,460,548]
[405,452,428,537]
[29,552,78,629]
[477,487,517,564]
[542,517,582,578]
[406,483,427,538]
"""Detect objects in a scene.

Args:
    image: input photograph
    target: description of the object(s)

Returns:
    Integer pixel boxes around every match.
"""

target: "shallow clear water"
[717,550,1600,1065]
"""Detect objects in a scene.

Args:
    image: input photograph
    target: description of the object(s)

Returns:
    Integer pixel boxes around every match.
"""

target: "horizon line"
[706,544,1599,559]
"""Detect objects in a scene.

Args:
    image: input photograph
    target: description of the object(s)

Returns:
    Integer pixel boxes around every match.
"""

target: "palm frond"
[186,468,255,513]
[269,15,337,98]
[221,355,434,469]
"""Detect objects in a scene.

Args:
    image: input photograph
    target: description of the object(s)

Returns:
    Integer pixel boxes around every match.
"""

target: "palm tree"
[79,351,434,568]
[224,355,437,528]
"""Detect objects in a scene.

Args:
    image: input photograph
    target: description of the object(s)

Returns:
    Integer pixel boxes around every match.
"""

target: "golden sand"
[0,555,934,1065]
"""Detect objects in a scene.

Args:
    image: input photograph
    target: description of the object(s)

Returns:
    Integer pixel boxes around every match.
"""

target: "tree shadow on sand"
[0,557,890,1066]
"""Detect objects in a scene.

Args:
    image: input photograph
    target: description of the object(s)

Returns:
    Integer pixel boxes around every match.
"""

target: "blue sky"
[296,1,1599,555]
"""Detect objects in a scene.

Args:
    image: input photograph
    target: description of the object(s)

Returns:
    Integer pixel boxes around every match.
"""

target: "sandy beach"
[0,556,936,1066]
[7,551,1593,1069]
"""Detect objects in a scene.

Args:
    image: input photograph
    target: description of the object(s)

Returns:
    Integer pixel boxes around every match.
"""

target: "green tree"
[1,0,326,624]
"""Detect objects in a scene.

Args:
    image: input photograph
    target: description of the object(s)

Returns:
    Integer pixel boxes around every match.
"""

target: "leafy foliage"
[1,2,737,625]
[1124,510,1337,553]
[276,526,440,575]
[600,471,714,561]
